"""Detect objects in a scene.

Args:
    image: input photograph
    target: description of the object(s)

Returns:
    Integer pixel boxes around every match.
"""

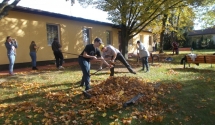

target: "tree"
[0,0,20,19]
[195,4,215,29]
[77,0,215,56]
[77,0,211,57]
[150,5,196,53]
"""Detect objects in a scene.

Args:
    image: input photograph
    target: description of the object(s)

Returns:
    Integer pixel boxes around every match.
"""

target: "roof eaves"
[12,6,118,27]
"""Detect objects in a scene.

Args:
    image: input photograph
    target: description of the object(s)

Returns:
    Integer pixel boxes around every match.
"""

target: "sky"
[9,0,112,23]
[2,0,202,29]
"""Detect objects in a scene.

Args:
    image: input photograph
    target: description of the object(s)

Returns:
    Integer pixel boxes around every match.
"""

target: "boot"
[32,67,38,70]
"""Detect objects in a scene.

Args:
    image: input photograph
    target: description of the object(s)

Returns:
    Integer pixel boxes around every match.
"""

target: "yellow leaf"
[109,121,120,125]
[102,113,107,117]
[143,115,147,119]
[119,90,124,96]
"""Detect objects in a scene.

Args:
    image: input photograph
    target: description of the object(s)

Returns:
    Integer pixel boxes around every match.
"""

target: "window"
[46,24,60,46]
[149,36,152,45]
[106,31,112,45]
[83,27,91,46]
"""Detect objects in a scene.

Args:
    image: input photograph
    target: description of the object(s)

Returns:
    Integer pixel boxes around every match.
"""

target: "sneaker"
[58,66,65,70]
[83,91,92,99]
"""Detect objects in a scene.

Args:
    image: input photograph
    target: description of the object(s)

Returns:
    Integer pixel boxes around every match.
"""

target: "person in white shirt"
[100,44,136,76]
[136,41,150,72]
[152,41,156,52]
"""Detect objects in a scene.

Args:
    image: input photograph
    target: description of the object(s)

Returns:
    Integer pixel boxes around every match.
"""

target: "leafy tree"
[77,0,184,56]
[77,0,215,57]
[151,5,196,52]
[195,5,215,29]
[0,0,20,19]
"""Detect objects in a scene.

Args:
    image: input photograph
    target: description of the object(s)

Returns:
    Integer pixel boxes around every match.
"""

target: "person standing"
[29,41,39,70]
[79,38,112,91]
[51,38,64,70]
[172,41,179,55]
[152,41,156,52]
[136,41,150,72]
[100,44,136,76]
[5,36,18,75]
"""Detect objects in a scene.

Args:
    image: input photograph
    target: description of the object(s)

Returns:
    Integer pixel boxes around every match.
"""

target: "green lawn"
[0,50,215,125]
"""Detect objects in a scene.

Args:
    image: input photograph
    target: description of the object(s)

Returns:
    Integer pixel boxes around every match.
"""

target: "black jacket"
[52,40,61,51]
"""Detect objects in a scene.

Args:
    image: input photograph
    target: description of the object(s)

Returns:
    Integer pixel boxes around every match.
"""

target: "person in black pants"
[79,38,112,91]
[100,44,136,76]
[52,38,64,70]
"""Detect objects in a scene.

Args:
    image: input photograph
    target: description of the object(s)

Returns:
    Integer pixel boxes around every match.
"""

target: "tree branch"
[0,0,20,19]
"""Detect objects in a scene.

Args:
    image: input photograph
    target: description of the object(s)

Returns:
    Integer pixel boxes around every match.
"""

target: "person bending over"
[100,44,136,76]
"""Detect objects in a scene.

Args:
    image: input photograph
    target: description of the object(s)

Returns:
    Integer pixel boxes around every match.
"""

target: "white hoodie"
[137,42,150,58]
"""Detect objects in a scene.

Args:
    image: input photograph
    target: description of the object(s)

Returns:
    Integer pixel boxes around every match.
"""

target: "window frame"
[106,30,112,45]
[46,23,60,46]
[82,27,91,46]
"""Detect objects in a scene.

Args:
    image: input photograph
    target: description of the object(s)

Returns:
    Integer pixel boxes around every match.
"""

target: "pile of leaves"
[80,76,172,123]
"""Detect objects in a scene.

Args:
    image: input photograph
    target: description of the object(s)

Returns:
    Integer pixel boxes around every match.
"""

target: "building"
[0,6,153,70]
[188,27,215,49]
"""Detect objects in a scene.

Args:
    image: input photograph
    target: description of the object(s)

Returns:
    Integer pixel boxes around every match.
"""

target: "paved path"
[0,62,79,76]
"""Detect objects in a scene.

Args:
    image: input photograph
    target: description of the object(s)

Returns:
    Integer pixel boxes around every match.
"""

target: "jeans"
[7,54,15,74]
[153,47,155,52]
[78,57,91,90]
[141,56,149,71]
[30,52,37,67]
[53,51,64,68]
[110,53,132,76]
[173,48,179,55]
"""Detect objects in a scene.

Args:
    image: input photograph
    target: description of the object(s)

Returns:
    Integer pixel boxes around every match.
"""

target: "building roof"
[12,6,118,27]
[188,27,215,36]
[11,6,152,32]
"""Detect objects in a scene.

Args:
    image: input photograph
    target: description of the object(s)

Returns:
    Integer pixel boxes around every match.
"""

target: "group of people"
[5,36,65,75]
[78,38,150,91]
[5,36,150,91]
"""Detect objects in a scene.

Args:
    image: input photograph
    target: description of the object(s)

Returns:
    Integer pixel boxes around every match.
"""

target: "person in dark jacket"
[79,38,112,91]
[29,41,39,70]
[52,38,64,70]
[5,36,18,75]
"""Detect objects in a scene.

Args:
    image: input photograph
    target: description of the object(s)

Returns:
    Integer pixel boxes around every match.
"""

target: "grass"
[0,50,215,125]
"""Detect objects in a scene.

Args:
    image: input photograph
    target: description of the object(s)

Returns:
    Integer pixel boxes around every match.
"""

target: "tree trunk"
[159,14,168,53]
[121,24,129,59]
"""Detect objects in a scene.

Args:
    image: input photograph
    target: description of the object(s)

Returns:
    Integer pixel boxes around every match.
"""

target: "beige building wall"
[128,32,153,55]
[0,9,152,65]
[0,11,119,65]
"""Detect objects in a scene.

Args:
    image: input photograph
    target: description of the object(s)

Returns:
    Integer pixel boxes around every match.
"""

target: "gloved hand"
[99,67,102,70]
[109,64,114,69]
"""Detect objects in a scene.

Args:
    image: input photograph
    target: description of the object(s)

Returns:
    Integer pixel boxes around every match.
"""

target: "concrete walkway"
[0,62,79,76]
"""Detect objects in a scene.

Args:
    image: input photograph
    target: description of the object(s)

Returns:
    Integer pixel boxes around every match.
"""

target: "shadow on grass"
[172,67,215,73]
[0,80,82,104]
[1,76,215,124]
